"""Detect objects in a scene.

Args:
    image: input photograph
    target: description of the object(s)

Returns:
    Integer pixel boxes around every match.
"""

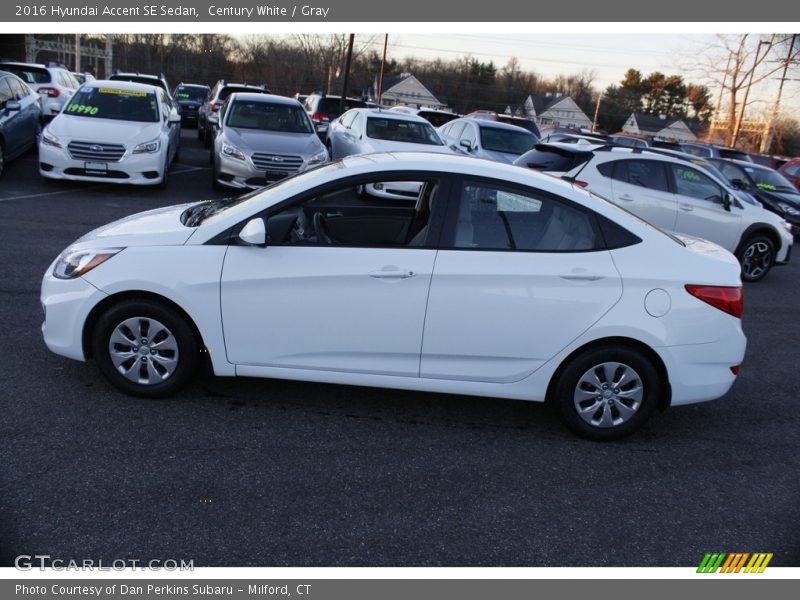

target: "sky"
[353,33,800,114]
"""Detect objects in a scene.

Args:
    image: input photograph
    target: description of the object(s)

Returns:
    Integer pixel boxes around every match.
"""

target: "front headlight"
[222,143,246,161]
[41,130,62,148]
[133,139,161,154]
[53,248,123,280]
[777,201,800,216]
[307,149,328,166]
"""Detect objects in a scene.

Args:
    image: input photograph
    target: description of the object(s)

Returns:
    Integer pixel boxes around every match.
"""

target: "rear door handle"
[560,274,605,282]
[369,269,415,280]
[678,204,694,212]
[618,194,634,201]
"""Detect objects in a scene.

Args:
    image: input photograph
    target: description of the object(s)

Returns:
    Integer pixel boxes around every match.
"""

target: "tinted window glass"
[0,65,50,84]
[366,118,443,145]
[317,97,367,116]
[418,111,457,128]
[174,85,208,102]
[227,101,314,133]
[479,126,537,154]
[448,182,599,251]
[621,160,669,192]
[64,86,159,122]
[0,78,13,104]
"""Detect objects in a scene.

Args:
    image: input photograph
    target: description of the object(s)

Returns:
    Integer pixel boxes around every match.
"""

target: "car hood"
[69,203,197,250]
[48,114,162,144]
[226,128,324,155]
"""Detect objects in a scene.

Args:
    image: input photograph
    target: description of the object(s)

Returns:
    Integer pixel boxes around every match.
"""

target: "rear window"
[514,146,590,172]
[1,65,50,84]
[219,86,265,101]
[366,117,443,145]
[719,149,752,162]
[479,126,537,154]
[110,74,165,90]
[417,111,457,128]
[317,97,367,116]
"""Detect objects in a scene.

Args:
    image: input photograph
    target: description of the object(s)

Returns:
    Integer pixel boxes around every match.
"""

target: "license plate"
[84,161,107,174]
[265,170,287,180]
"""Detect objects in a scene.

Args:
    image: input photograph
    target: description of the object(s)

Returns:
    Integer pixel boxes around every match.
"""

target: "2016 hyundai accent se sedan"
[40,152,746,440]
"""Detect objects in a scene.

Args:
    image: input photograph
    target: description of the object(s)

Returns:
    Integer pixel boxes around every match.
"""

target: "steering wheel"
[313,211,336,245]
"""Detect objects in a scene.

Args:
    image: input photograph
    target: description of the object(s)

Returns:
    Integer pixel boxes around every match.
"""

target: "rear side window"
[516,147,586,172]
[0,78,13,104]
[607,159,669,193]
[445,181,601,252]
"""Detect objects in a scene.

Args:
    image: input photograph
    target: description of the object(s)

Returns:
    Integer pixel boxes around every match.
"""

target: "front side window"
[670,164,723,202]
[618,159,670,192]
[446,181,600,252]
[63,86,159,122]
[366,118,443,145]
[226,101,314,134]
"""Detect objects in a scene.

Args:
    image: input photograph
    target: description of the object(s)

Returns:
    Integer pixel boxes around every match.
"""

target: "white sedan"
[41,153,746,440]
[39,79,181,186]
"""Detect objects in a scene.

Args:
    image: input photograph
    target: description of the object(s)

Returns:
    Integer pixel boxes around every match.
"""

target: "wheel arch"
[545,336,672,411]
[734,224,781,256]
[82,290,208,361]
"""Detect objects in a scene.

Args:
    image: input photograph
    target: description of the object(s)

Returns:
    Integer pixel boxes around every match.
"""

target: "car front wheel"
[553,345,661,440]
[737,235,775,282]
[92,299,199,398]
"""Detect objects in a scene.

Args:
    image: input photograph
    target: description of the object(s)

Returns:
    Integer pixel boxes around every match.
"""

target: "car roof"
[349,108,432,123]
[453,117,535,133]
[0,61,55,69]
[227,93,301,105]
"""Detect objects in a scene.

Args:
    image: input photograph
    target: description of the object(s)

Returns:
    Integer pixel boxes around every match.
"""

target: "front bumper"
[215,153,308,190]
[41,267,108,362]
[39,143,165,185]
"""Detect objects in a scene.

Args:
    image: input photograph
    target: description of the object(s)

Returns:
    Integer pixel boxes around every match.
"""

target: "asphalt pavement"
[0,127,798,567]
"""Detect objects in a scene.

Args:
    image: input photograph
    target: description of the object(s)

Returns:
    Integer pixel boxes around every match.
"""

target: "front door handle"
[678,204,694,212]
[369,269,415,280]
[560,274,605,282]
[618,194,634,201]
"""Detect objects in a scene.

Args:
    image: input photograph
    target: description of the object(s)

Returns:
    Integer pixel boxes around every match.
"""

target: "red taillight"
[685,285,743,318]
[310,111,330,123]
[38,87,60,98]
[573,180,589,188]
[730,365,741,375]
[211,102,223,112]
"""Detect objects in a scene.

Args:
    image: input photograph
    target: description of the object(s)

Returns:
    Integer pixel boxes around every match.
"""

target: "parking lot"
[0,126,798,567]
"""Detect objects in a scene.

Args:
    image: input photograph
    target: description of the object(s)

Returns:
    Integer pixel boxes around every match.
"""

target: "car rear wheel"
[92,299,198,398]
[553,345,661,440]
[737,235,775,282]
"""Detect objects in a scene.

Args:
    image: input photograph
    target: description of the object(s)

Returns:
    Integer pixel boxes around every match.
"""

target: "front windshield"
[64,86,159,122]
[226,101,314,134]
[366,118,443,145]
[174,85,207,102]
[480,127,537,154]
[744,165,798,193]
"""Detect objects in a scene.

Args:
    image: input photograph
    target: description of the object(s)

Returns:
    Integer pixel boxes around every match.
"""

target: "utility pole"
[377,34,388,105]
[74,34,81,73]
[592,92,602,132]
[338,34,355,115]
[731,39,772,148]
[761,33,797,153]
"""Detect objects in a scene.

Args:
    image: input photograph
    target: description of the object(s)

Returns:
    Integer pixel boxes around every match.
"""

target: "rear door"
[602,158,678,231]
[421,177,622,383]
[668,162,742,251]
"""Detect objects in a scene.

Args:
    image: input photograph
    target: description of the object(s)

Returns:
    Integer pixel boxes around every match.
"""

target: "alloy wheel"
[573,362,644,428]
[108,317,179,385]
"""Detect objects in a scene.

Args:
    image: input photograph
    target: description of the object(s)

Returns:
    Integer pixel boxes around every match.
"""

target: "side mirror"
[239,217,267,246]
[5,100,21,112]
[722,193,732,212]
[168,110,181,124]
[459,139,472,151]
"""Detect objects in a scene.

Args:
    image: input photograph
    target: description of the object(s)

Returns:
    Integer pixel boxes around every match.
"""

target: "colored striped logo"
[697,553,773,573]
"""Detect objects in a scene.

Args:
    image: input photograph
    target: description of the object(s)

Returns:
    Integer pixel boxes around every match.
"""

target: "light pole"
[731,39,771,148]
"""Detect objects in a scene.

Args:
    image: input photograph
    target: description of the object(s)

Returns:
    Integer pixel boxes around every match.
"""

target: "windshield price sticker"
[66,104,99,115]
[98,87,148,97]
[756,183,777,191]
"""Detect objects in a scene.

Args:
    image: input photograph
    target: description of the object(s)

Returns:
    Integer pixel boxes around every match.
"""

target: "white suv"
[522,145,793,282]
[39,80,181,187]
[0,61,79,118]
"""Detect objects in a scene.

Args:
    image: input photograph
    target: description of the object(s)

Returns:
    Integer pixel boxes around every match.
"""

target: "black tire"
[156,152,170,189]
[736,235,775,283]
[92,299,199,398]
[197,120,204,140]
[326,141,334,160]
[552,345,661,441]
[210,155,224,191]
[203,127,212,149]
